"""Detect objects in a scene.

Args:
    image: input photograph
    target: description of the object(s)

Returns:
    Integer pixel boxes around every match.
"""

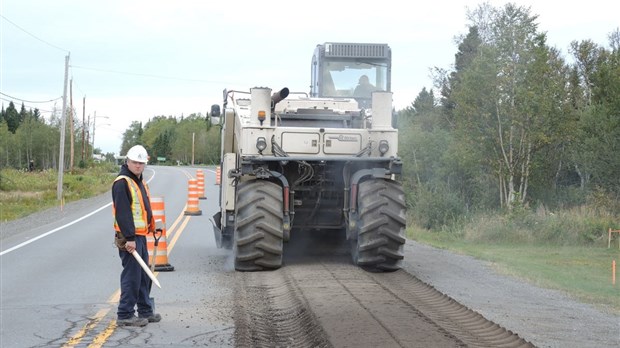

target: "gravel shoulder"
[402,240,619,348]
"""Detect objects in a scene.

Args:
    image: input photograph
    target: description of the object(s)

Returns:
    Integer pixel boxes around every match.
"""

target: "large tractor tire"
[234,180,284,271]
[352,179,406,272]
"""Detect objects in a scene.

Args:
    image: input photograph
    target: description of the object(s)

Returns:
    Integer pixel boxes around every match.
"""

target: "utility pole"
[86,114,90,157]
[192,132,195,166]
[81,96,85,163]
[91,112,109,157]
[57,54,70,201]
[69,78,74,171]
[92,111,96,157]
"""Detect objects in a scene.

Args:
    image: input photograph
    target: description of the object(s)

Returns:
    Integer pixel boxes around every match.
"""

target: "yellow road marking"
[62,291,121,347]
[168,215,191,252]
[62,308,108,348]
[63,203,191,346]
[164,204,187,240]
[88,320,117,348]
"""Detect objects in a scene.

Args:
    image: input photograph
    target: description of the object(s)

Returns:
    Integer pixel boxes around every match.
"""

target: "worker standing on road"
[112,144,161,327]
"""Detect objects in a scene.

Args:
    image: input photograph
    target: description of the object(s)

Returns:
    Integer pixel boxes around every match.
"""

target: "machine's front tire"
[234,180,284,271]
[352,179,406,272]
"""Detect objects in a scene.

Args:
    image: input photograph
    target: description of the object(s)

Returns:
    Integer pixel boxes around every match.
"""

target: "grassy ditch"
[0,164,118,222]
[409,209,620,314]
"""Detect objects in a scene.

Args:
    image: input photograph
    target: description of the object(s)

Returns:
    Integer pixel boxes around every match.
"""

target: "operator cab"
[311,42,391,108]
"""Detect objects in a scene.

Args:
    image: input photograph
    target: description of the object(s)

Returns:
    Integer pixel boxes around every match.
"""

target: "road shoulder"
[402,239,619,348]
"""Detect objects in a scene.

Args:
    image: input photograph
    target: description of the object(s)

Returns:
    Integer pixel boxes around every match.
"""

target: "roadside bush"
[410,183,465,229]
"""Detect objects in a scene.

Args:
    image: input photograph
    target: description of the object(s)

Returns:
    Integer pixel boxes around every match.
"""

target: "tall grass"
[409,205,620,313]
[452,206,618,246]
[0,164,118,222]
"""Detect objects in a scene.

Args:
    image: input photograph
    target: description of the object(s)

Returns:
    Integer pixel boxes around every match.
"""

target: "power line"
[0,97,56,113]
[0,14,69,53]
[0,92,62,103]
[70,64,228,84]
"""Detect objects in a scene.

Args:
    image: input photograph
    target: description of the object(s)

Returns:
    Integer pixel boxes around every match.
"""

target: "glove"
[114,232,127,250]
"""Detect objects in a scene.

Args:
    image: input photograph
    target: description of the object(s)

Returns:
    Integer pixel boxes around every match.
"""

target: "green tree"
[120,121,144,155]
[141,116,177,161]
[439,25,482,129]
[170,113,213,165]
[4,102,20,134]
[398,88,473,227]
[452,3,556,210]
[565,36,620,194]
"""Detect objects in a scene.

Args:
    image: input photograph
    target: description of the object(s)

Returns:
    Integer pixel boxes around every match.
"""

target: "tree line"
[0,101,69,170]
[2,3,617,229]
[119,114,220,166]
[0,101,220,170]
[397,3,619,228]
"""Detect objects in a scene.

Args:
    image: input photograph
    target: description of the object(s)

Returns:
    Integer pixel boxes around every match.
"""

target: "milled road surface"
[233,231,532,348]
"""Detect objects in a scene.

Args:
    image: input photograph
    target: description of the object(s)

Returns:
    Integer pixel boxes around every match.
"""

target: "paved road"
[2,165,617,348]
[1,165,235,347]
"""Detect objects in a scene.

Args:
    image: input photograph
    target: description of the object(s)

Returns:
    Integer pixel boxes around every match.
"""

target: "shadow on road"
[283,228,353,267]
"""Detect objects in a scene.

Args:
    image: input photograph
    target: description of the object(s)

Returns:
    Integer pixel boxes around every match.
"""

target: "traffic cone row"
[184,178,202,216]
[215,166,221,185]
[148,196,174,272]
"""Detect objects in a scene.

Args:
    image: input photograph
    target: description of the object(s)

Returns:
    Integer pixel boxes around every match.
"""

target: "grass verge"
[410,226,620,315]
[0,164,118,222]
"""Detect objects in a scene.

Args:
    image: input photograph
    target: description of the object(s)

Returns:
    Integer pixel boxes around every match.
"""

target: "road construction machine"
[210,42,406,272]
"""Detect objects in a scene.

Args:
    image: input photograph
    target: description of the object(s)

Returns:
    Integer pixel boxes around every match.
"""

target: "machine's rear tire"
[234,180,284,271]
[352,179,406,272]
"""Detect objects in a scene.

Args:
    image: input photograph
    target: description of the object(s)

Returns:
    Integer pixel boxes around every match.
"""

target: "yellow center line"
[62,308,108,348]
[63,201,192,347]
[87,320,117,348]
[62,291,121,348]
[164,203,188,241]
[86,290,122,348]
[168,215,191,252]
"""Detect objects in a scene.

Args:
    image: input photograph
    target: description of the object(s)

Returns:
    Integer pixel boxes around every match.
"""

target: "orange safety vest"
[113,175,153,236]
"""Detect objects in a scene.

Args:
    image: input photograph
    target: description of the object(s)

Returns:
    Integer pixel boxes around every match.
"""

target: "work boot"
[140,313,162,323]
[117,316,148,327]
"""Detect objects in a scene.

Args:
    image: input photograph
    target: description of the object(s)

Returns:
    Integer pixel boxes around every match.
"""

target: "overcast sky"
[1,0,617,155]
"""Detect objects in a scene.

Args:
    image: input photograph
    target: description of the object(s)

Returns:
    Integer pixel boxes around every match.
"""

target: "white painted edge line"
[0,168,156,256]
[0,203,111,256]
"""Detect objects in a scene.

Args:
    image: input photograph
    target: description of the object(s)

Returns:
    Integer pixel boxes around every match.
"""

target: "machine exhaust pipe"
[271,87,289,109]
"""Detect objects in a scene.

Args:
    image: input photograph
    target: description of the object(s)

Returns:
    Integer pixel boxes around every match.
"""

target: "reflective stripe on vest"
[113,175,150,236]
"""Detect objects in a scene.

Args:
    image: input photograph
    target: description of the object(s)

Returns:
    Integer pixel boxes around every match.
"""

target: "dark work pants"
[117,235,153,319]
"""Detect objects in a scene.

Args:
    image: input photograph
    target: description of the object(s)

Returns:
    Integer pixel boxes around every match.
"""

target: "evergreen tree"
[4,102,20,134]
[440,26,482,129]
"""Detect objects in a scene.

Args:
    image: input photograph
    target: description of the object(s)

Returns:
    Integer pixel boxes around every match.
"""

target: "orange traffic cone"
[148,196,175,272]
[196,169,206,200]
[184,178,202,216]
[216,166,221,185]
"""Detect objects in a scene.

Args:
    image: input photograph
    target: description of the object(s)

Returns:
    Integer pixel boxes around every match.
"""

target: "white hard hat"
[126,145,149,163]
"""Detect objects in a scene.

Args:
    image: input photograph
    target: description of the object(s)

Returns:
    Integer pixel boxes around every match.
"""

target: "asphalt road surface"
[1,165,617,348]
[1,166,235,347]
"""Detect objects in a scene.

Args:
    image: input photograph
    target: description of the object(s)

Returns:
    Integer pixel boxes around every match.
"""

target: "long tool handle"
[150,229,162,272]
[131,250,161,288]
[150,247,158,272]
